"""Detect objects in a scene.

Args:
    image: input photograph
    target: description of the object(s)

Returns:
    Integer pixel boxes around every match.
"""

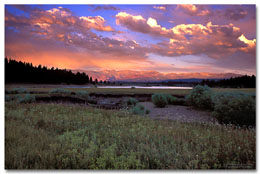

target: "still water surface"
[66,86,193,89]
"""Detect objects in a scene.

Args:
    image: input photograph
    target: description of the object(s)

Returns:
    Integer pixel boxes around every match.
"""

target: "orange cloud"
[238,34,256,53]
[5,28,150,73]
[177,4,198,14]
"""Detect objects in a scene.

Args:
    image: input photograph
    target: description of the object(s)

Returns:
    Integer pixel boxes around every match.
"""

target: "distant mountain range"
[73,69,243,82]
[161,78,222,83]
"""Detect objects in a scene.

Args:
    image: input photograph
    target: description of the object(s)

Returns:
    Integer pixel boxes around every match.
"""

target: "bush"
[152,93,168,108]
[11,87,28,94]
[5,89,11,94]
[166,95,185,105]
[126,97,138,106]
[17,94,36,104]
[212,92,255,126]
[186,85,214,110]
[75,91,89,100]
[5,95,12,102]
[49,88,71,95]
[131,104,150,115]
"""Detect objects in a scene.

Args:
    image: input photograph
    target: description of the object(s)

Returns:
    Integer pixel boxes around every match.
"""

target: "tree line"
[5,58,104,84]
[200,75,256,88]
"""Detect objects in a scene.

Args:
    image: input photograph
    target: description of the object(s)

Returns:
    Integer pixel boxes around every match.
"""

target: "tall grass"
[11,87,29,94]
[126,97,138,106]
[75,91,89,100]
[5,103,255,169]
[49,88,71,95]
[17,94,36,104]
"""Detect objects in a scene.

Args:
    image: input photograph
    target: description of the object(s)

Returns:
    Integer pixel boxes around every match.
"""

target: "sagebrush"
[212,92,255,126]
[5,103,255,169]
[186,85,214,110]
[152,93,168,108]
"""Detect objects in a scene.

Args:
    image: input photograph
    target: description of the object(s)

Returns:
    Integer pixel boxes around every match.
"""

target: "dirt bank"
[140,102,218,124]
[35,95,217,124]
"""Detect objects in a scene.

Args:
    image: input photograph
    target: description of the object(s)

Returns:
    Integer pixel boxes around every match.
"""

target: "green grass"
[5,102,255,169]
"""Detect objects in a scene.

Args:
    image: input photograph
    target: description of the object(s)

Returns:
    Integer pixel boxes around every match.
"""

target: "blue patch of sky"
[184,34,192,40]
[6,26,19,33]
[6,5,30,17]
[210,5,224,10]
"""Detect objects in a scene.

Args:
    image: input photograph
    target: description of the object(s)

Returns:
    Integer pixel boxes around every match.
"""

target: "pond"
[65,86,193,89]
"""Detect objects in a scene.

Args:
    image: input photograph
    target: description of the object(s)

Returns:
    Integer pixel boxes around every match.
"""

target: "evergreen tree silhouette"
[5,58,96,85]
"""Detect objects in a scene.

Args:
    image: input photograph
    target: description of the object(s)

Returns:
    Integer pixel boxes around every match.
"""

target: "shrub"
[166,95,175,104]
[5,95,12,102]
[212,92,255,126]
[75,91,89,100]
[131,104,149,115]
[17,94,36,104]
[186,85,214,110]
[11,87,28,94]
[152,93,168,108]
[49,88,71,95]
[165,95,185,105]
[5,89,11,94]
[36,119,46,129]
[126,97,138,106]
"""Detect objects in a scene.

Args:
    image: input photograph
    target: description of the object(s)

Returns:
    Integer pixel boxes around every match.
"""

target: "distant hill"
[161,78,223,83]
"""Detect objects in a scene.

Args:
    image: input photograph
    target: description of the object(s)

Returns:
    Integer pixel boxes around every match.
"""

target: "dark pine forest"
[200,75,256,88]
[5,58,96,84]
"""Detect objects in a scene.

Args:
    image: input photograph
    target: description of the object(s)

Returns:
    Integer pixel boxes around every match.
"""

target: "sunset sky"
[5,4,256,81]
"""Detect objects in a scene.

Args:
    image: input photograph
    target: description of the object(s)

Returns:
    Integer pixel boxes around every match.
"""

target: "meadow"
[5,85,256,169]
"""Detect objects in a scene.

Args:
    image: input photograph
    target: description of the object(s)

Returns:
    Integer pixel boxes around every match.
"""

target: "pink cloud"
[177,4,211,16]
[5,7,148,59]
[153,6,166,11]
[115,11,255,59]
[116,12,174,38]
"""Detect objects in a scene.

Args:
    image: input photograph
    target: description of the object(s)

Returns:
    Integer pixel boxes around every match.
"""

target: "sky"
[5,4,256,81]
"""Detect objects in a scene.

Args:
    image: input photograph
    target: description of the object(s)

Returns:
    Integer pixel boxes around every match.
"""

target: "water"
[65,86,193,89]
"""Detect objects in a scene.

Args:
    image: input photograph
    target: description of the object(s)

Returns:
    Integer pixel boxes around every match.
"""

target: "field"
[5,85,256,169]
